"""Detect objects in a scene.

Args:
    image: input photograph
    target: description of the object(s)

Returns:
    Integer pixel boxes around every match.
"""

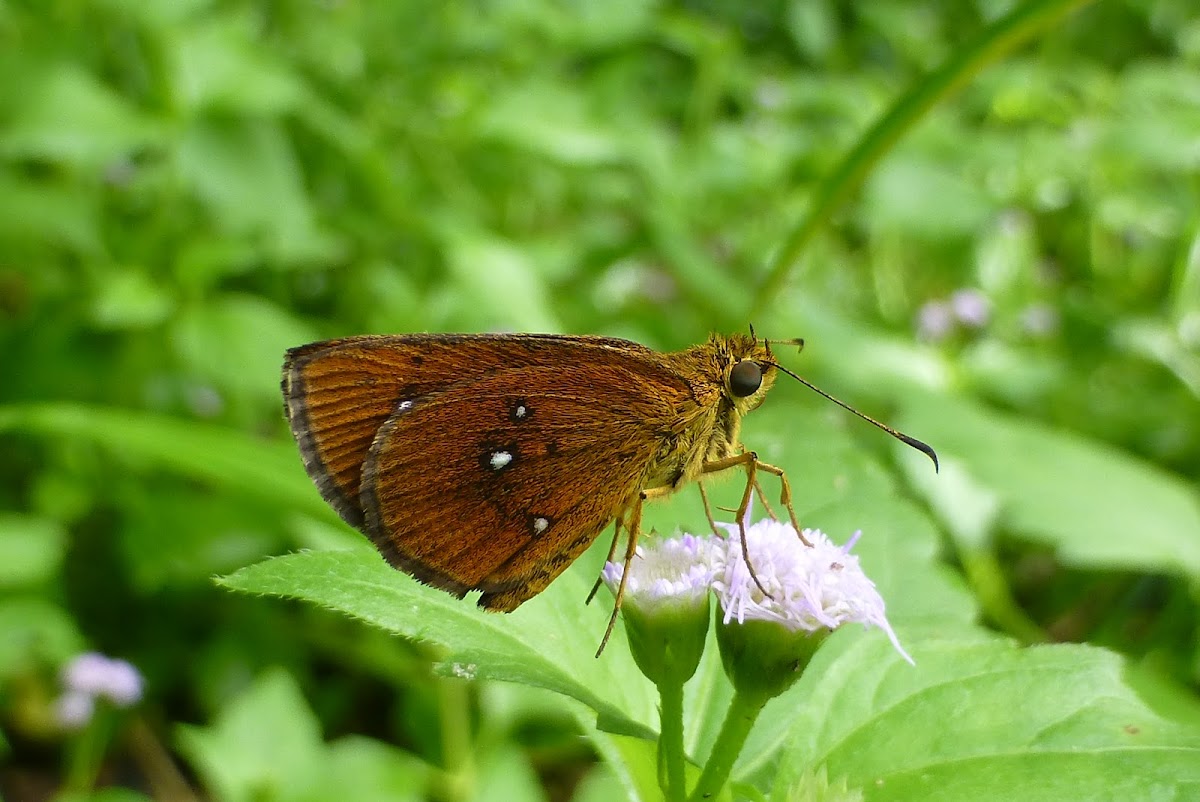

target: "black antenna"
[767,361,939,471]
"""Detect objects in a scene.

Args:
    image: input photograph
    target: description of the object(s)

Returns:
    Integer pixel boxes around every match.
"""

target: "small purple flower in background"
[55,652,144,729]
[1020,302,1059,337]
[950,289,992,328]
[712,517,912,664]
[917,300,955,342]
[602,533,719,613]
[54,690,96,730]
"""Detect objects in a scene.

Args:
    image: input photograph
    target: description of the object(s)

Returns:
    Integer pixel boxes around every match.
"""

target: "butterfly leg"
[752,477,779,520]
[750,458,812,547]
[586,515,624,605]
[698,482,721,536]
[597,487,669,658]
[734,446,778,519]
[701,452,773,598]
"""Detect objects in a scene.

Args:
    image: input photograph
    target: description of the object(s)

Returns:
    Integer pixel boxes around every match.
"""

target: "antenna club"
[766,361,938,471]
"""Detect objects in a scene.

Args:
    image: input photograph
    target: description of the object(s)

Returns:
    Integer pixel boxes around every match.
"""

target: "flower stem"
[687,690,769,802]
[64,710,112,792]
[656,677,688,802]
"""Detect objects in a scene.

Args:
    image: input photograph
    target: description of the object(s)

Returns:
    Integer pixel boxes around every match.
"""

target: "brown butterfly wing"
[360,361,693,611]
[282,334,656,529]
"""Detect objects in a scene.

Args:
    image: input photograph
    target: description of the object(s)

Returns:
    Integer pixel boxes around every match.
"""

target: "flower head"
[950,288,991,328]
[62,652,144,706]
[916,300,954,342]
[713,517,912,665]
[54,690,95,730]
[55,652,144,728]
[603,533,719,683]
[602,533,719,614]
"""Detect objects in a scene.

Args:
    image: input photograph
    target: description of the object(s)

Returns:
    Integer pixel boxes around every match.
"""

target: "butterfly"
[282,332,936,652]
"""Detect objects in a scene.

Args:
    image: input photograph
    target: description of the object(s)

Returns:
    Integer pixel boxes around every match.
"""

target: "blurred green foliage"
[1,0,1198,800]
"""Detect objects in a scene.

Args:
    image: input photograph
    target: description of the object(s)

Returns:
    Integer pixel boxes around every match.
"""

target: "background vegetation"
[1,0,1198,800]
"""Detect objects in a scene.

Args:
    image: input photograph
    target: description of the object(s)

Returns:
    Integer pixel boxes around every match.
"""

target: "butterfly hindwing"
[360,360,693,610]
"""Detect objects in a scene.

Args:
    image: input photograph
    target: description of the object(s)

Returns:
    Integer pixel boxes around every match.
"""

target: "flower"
[55,652,144,728]
[917,300,954,342]
[603,533,719,683]
[62,652,144,706]
[712,517,912,665]
[602,533,719,614]
[1020,302,1059,337]
[950,289,992,328]
[54,690,95,730]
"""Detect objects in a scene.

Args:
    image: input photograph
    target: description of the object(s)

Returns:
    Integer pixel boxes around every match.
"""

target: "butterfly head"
[712,331,795,412]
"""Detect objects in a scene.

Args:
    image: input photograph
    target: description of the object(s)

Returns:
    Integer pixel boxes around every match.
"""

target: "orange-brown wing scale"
[282,334,655,529]
[360,362,692,611]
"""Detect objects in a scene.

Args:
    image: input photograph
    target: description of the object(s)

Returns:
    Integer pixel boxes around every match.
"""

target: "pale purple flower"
[950,289,991,328]
[917,300,954,342]
[62,652,144,707]
[54,690,95,730]
[712,517,913,664]
[602,534,719,613]
[1020,303,1059,337]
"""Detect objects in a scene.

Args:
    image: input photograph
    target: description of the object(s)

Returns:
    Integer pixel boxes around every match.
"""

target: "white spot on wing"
[533,516,549,533]
[489,450,512,470]
[515,405,527,418]
[398,400,413,411]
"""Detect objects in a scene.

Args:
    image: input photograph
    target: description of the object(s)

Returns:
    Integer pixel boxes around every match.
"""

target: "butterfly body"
[282,332,777,611]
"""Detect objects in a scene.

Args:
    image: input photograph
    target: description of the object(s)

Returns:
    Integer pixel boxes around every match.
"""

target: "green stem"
[687,690,769,802]
[437,676,475,802]
[64,709,112,792]
[961,548,1048,644]
[657,677,688,802]
[751,0,1097,314]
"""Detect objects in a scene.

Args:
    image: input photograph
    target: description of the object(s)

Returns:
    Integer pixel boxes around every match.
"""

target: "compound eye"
[729,360,762,397]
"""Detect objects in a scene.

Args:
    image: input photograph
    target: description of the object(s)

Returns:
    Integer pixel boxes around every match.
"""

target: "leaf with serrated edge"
[219,548,657,738]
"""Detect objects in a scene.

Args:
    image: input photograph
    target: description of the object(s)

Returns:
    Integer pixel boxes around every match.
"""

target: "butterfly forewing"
[361,361,692,610]
[283,334,659,529]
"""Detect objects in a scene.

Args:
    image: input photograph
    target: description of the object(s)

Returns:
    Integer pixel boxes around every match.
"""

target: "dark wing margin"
[283,339,419,528]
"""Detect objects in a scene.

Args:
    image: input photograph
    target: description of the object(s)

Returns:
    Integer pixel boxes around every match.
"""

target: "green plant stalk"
[751,0,1097,314]
[438,676,475,802]
[961,548,1048,644]
[64,710,113,792]
[656,677,688,802]
[687,689,770,802]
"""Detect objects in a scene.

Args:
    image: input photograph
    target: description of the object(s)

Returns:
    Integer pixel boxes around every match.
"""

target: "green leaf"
[119,488,282,591]
[89,270,175,330]
[177,668,325,802]
[439,230,561,332]
[0,514,66,588]
[863,156,994,237]
[754,0,1099,310]
[168,18,306,115]
[470,745,548,802]
[0,597,85,678]
[170,293,318,403]
[175,120,340,265]
[0,64,162,168]
[321,736,429,802]
[0,403,337,525]
[0,171,101,255]
[218,548,658,738]
[763,632,1200,801]
[897,394,1200,578]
